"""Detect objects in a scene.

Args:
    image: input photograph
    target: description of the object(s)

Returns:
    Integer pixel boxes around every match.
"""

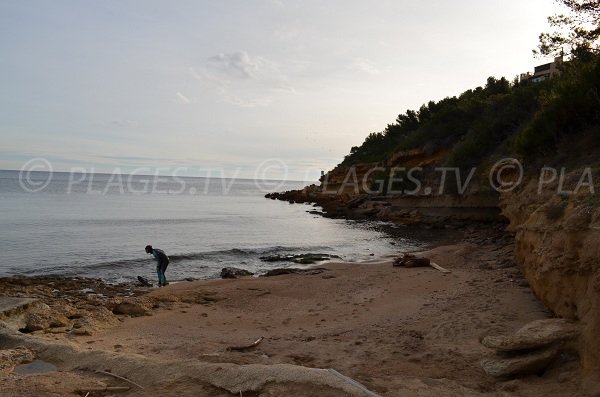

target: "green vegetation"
[341,53,599,170]
[535,0,599,57]
[514,56,600,156]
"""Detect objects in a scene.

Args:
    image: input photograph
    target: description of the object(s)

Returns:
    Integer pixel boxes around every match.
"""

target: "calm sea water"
[0,170,421,283]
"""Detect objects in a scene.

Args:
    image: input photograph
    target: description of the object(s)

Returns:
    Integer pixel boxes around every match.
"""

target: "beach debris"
[95,369,144,389]
[393,254,430,268]
[429,262,451,273]
[200,352,221,357]
[480,319,580,377]
[220,267,254,279]
[260,253,340,265]
[77,387,130,393]
[262,268,327,277]
[327,368,381,397]
[227,336,264,352]
[137,276,153,287]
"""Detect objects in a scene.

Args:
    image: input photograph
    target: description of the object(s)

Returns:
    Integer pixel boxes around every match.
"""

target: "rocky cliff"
[501,170,600,376]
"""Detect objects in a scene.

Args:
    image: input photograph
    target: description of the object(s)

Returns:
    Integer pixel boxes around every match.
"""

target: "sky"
[0,0,565,181]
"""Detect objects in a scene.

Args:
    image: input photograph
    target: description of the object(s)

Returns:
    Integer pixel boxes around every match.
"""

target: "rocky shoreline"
[265,185,502,228]
[0,276,154,337]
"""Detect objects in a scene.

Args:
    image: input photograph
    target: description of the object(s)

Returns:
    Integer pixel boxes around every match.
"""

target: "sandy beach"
[0,226,586,396]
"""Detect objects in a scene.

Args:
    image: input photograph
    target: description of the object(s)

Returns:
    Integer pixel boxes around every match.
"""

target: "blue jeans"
[157,263,168,286]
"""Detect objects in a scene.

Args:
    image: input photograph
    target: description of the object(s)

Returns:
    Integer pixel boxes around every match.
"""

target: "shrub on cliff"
[514,54,600,158]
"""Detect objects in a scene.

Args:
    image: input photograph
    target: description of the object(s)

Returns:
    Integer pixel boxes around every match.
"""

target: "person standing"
[145,245,170,287]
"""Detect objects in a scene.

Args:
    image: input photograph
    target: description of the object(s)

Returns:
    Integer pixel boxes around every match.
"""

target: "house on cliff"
[520,55,564,82]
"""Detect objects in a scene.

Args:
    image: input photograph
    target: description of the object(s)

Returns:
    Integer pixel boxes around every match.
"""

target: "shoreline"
[1,224,588,396]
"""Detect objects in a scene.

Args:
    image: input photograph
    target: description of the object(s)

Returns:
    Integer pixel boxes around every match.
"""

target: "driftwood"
[429,262,451,273]
[77,386,131,393]
[327,369,381,397]
[95,370,144,389]
[394,254,451,273]
[393,254,430,268]
[227,337,264,352]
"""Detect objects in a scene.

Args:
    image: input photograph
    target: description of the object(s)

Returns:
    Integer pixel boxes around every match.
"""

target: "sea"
[0,169,425,283]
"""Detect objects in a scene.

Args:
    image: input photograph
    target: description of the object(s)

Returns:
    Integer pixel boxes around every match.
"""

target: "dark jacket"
[152,248,170,267]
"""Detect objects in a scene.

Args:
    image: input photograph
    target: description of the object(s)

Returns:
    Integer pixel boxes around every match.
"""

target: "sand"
[0,230,586,396]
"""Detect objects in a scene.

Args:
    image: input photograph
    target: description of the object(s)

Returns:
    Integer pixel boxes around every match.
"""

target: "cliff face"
[315,148,501,222]
[501,172,600,374]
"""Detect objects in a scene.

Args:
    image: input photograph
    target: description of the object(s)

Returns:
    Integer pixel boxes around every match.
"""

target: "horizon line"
[0,169,314,184]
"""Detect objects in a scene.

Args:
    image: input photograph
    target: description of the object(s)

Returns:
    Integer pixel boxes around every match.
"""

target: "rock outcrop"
[480,319,580,378]
[481,318,579,352]
[481,347,559,378]
[0,347,34,375]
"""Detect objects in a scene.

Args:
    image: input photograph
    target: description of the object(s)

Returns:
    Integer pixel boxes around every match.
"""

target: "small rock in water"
[259,253,339,265]
[220,267,254,279]
[137,276,153,287]
[262,268,326,277]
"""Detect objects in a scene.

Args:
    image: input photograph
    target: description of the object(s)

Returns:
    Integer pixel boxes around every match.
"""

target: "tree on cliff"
[536,0,600,56]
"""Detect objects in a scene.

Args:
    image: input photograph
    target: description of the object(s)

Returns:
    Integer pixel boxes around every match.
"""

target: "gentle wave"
[9,245,336,278]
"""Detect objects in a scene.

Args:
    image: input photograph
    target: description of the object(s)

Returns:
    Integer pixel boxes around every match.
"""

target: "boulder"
[21,303,70,332]
[481,319,579,352]
[220,267,254,279]
[23,312,50,332]
[481,347,558,377]
[112,300,152,316]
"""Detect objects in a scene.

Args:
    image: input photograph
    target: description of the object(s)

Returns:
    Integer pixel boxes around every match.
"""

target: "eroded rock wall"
[501,174,600,374]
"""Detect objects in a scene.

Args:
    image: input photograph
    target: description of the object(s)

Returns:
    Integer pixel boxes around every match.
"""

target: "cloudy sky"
[0,0,563,180]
